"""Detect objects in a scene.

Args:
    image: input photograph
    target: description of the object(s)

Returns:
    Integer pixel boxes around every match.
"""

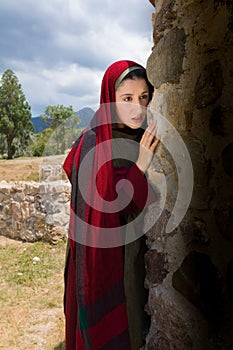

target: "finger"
[144,123,157,139]
[144,127,158,147]
[148,125,158,141]
[150,138,160,153]
[147,121,157,134]
[140,122,158,147]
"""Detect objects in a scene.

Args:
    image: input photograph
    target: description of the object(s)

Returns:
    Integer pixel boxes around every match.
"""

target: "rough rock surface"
[145,0,233,348]
[0,180,70,243]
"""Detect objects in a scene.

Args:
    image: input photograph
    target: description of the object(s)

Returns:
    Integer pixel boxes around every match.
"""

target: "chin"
[128,123,144,130]
[130,126,142,130]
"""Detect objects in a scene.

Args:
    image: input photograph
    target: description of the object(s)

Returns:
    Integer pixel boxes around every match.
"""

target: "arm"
[114,121,159,214]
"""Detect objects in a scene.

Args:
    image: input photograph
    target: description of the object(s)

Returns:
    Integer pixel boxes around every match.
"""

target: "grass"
[0,236,67,350]
[25,172,40,182]
[0,156,68,349]
[0,154,67,182]
[2,241,60,287]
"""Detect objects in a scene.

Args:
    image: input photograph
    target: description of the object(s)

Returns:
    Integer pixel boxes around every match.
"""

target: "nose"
[132,99,145,114]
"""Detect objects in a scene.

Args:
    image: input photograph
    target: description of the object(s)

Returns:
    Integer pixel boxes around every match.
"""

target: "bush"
[30,128,53,157]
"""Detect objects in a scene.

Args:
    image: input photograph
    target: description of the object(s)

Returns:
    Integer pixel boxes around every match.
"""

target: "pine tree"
[0,69,33,159]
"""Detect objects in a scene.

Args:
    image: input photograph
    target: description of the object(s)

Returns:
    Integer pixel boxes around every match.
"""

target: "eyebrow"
[119,90,149,97]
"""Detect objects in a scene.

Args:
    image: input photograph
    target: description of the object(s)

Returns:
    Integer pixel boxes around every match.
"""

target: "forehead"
[116,78,149,94]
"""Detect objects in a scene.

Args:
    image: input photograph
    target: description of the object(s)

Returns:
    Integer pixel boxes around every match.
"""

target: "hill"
[31,107,95,133]
[31,116,49,133]
[75,107,95,127]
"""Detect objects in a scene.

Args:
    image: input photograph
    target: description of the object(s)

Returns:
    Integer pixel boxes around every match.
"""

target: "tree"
[40,104,79,155]
[0,69,33,159]
[31,128,53,157]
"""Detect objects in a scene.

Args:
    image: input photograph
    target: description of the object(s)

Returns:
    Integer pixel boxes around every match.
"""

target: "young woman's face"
[115,78,150,129]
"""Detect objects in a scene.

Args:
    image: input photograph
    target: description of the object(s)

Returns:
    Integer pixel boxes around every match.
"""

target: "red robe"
[63,60,155,349]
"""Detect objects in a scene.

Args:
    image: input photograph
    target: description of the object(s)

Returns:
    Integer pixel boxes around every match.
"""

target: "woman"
[63,60,159,349]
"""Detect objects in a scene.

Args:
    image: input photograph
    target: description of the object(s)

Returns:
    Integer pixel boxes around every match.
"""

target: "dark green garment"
[124,237,148,349]
[112,127,148,349]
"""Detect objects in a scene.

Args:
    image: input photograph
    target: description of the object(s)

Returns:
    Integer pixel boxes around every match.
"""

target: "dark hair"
[121,68,154,101]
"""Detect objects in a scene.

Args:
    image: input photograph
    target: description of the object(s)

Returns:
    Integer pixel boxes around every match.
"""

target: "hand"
[136,121,160,173]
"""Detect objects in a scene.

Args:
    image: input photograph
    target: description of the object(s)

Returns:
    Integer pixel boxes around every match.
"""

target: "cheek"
[116,104,131,118]
[141,98,150,107]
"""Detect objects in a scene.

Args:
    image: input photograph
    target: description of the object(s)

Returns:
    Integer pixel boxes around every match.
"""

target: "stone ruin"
[40,164,64,182]
[145,0,233,349]
[0,180,70,244]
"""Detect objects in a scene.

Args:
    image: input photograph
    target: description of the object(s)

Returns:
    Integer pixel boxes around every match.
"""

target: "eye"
[140,94,149,100]
[123,96,132,102]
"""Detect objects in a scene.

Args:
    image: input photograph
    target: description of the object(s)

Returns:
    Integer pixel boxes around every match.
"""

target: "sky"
[0,0,154,116]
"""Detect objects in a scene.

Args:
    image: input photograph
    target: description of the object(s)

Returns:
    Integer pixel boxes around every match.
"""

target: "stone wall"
[0,181,70,243]
[145,0,233,349]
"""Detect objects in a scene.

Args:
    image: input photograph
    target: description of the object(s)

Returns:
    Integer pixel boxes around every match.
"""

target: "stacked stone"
[145,0,233,349]
[0,181,70,243]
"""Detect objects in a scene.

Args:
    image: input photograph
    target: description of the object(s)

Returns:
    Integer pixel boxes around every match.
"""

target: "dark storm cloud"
[0,0,154,115]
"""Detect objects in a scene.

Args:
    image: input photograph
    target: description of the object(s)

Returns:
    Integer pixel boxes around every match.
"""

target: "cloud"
[15,62,102,115]
[0,0,154,115]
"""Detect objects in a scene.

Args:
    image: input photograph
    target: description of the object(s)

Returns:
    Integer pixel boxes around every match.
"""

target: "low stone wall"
[0,181,71,243]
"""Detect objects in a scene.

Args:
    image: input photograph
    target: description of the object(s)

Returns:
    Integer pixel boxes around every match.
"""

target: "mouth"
[131,115,145,124]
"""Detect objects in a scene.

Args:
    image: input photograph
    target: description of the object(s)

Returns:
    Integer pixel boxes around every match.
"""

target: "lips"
[132,115,144,123]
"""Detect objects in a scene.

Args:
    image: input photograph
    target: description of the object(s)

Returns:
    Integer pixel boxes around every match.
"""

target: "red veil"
[63,60,146,349]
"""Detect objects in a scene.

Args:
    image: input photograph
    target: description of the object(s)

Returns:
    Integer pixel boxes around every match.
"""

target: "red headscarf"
[63,60,145,245]
[63,60,145,350]
[63,59,144,179]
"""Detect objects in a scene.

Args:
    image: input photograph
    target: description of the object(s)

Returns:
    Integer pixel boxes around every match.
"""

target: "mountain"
[76,107,95,127]
[31,107,95,133]
[31,117,49,133]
